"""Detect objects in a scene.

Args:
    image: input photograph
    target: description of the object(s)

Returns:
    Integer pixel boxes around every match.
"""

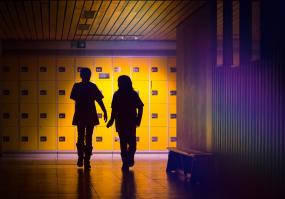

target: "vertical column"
[223,0,233,66]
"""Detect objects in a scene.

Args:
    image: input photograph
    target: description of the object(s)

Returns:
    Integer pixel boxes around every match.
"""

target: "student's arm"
[106,108,115,128]
[136,106,143,127]
[97,100,108,122]
[70,84,77,101]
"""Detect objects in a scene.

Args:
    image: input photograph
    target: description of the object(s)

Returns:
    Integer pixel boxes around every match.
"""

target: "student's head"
[118,75,133,91]
[80,67,91,81]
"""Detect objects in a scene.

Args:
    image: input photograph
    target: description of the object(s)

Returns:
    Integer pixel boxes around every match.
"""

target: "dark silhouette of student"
[70,67,107,169]
[107,75,143,171]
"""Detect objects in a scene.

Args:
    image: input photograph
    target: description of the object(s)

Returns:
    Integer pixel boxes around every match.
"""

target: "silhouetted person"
[70,67,107,169]
[107,75,143,171]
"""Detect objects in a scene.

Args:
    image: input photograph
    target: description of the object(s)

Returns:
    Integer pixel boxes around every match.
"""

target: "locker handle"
[170,67,176,73]
[3,66,10,72]
[96,137,103,142]
[170,90,177,96]
[133,67,139,72]
[99,73,110,79]
[152,136,158,142]
[152,113,158,119]
[96,67,102,72]
[58,90,66,95]
[136,137,140,142]
[40,113,47,118]
[114,67,121,72]
[21,136,29,142]
[170,114,177,119]
[3,113,10,119]
[114,137,120,142]
[2,90,10,95]
[21,66,28,72]
[59,136,66,142]
[3,136,10,142]
[59,113,65,118]
[40,90,47,95]
[170,137,177,142]
[151,67,158,72]
[40,136,47,142]
[21,113,29,119]
[21,90,29,96]
[58,66,66,72]
[39,66,47,72]
[152,90,158,95]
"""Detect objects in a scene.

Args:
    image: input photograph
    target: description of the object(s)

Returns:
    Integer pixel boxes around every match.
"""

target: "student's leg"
[118,132,129,170]
[128,129,137,167]
[76,125,85,167]
[84,124,94,169]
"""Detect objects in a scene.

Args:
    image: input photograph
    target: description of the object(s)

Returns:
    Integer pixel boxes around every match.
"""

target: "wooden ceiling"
[0,0,207,41]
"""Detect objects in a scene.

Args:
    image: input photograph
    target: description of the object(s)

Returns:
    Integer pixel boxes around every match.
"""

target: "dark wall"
[176,2,216,152]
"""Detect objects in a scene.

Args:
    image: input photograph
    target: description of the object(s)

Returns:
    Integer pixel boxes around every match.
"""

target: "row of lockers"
[0,57,176,81]
[1,126,176,151]
[0,80,176,104]
[0,103,176,127]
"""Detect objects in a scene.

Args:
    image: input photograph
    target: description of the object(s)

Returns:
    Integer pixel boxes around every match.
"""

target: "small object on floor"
[121,164,129,172]
[77,157,83,167]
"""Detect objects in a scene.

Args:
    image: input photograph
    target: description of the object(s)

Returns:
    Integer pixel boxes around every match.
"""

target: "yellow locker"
[168,127,177,148]
[0,81,18,103]
[20,81,37,103]
[94,57,113,81]
[150,57,167,81]
[168,81,176,104]
[20,104,37,126]
[39,104,56,127]
[95,80,113,104]
[113,133,120,151]
[39,81,56,103]
[19,56,38,81]
[57,104,74,126]
[150,81,167,103]
[56,57,75,80]
[38,127,57,150]
[57,81,74,103]
[150,104,168,127]
[57,126,75,150]
[113,57,130,80]
[93,127,113,151]
[1,126,19,151]
[167,57,176,81]
[20,126,37,151]
[38,56,56,80]
[0,56,19,81]
[75,57,94,81]
[97,106,111,127]
[0,103,19,126]
[169,104,177,128]
[132,81,149,104]
[130,57,149,81]
[136,127,149,151]
[140,104,149,127]
[150,127,168,150]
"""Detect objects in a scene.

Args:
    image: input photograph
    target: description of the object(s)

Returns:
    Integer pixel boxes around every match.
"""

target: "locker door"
[57,126,75,150]
[150,57,167,81]
[0,56,19,81]
[0,103,19,126]
[39,104,56,127]
[94,57,112,81]
[113,57,130,81]
[95,80,113,104]
[20,81,37,103]
[113,133,120,151]
[169,104,177,128]
[1,126,19,151]
[150,104,167,127]
[75,57,94,81]
[167,57,176,81]
[0,81,18,103]
[20,126,37,151]
[20,104,37,126]
[19,56,38,81]
[132,81,149,104]
[168,81,176,104]
[57,81,74,103]
[168,127,177,148]
[57,104,74,126]
[150,127,168,150]
[56,57,75,80]
[136,127,149,151]
[93,127,113,151]
[150,81,167,103]
[38,56,56,80]
[130,57,149,81]
[39,81,56,103]
[38,127,57,150]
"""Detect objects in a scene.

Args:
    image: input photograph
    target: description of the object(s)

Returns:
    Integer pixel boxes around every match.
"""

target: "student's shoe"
[84,160,91,170]
[77,157,84,167]
[128,159,135,167]
[121,164,129,172]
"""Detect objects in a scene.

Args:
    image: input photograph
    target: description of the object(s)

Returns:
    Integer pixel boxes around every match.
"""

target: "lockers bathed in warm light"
[0,56,176,152]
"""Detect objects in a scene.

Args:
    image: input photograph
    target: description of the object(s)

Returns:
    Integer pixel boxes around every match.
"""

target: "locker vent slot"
[3,90,10,95]
[114,137,120,142]
[3,66,10,72]
[40,90,47,95]
[136,137,140,142]
[59,113,65,118]
[170,67,176,72]
[40,113,47,118]
[96,137,103,142]
[151,67,158,72]
[58,67,66,72]
[97,113,102,118]
[59,90,65,95]
[133,67,139,72]
[96,67,102,72]
[152,136,158,142]
[21,113,29,119]
[3,136,10,142]
[21,90,29,95]
[21,66,28,72]
[59,136,66,142]
[170,137,177,142]
[99,73,110,79]
[170,90,176,96]
[21,136,29,142]
[152,113,158,119]
[40,136,47,142]
[152,90,158,95]
[3,113,10,119]
[170,114,177,119]
[40,66,47,72]
[114,67,121,72]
